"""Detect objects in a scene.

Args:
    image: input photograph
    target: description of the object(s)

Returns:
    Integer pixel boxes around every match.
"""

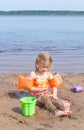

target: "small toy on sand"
[72,86,83,93]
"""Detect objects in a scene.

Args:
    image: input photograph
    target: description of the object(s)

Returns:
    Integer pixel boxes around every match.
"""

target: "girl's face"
[36,62,50,73]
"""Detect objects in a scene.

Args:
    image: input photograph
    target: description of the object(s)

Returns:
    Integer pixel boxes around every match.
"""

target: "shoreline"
[0,71,84,76]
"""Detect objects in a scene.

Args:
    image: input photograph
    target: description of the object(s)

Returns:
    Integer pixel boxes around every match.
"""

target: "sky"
[0,0,84,11]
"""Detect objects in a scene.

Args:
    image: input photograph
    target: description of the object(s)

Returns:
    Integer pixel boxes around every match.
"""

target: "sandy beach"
[0,73,84,130]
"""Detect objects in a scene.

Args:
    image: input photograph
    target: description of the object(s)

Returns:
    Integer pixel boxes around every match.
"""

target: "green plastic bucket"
[20,97,37,116]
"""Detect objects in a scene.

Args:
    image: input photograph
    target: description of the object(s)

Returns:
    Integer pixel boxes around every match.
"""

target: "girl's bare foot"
[55,110,71,117]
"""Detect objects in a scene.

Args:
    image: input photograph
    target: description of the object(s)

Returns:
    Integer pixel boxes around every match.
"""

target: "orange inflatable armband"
[48,77,57,88]
[48,74,64,88]
[18,75,33,90]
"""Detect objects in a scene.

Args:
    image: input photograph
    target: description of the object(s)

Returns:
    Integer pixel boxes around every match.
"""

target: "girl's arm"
[52,87,58,99]
[48,72,64,99]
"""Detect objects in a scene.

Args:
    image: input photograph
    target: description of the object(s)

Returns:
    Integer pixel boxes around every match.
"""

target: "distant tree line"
[0,10,84,16]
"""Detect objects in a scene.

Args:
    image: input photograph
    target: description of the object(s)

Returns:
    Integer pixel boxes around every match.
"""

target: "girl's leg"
[41,96,57,113]
[51,98,63,110]
[36,96,44,107]
[51,98,71,116]
[37,96,71,117]
[51,98,70,111]
[63,100,71,112]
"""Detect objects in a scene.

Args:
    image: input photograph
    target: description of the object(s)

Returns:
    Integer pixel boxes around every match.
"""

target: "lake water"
[0,16,84,74]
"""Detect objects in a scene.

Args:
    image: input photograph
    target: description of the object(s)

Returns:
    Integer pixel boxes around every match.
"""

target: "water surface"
[0,16,84,74]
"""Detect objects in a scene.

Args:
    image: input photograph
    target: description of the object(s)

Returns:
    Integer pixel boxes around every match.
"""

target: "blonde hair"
[35,51,53,70]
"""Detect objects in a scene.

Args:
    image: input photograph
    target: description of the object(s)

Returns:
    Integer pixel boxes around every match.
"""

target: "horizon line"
[0,10,84,12]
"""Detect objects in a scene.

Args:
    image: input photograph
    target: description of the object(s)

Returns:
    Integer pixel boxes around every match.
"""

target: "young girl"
[18,51,71,117]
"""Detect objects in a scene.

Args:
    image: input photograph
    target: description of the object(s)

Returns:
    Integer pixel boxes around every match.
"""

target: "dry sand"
[0,73,84,130]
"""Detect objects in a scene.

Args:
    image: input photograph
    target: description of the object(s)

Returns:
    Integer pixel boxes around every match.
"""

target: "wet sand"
[0,73,84,130]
